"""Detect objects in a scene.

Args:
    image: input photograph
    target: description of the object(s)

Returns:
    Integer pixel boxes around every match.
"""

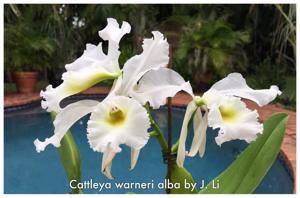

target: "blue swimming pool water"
[4,100,294,194]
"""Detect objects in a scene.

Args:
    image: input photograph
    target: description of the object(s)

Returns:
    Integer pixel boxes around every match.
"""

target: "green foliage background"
[4,4,296,110]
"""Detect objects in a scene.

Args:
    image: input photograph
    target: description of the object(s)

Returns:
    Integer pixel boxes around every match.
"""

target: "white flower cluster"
[34,18,281,178]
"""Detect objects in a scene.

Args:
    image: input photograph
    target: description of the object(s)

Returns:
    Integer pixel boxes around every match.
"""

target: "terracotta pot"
[14,71,39,94]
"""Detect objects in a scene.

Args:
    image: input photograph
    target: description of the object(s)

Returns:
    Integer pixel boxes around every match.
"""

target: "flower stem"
[145,104,168,153]
[151,119,168,153]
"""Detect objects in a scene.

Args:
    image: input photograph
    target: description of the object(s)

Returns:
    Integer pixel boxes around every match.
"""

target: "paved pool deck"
[4,87,296,185]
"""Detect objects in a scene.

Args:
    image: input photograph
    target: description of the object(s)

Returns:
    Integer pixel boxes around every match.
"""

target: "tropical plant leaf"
[199,113,288,194]
[208,48,228,75]
[51,112,83,194]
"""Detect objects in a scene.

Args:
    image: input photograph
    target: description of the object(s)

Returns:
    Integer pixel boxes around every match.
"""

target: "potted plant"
[4,5,55,93]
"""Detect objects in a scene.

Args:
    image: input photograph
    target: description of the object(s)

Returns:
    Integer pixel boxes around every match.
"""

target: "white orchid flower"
[40,18,129,112]
[35,17,130,152]
[35,18,192,179]
[172,73,281,168]
[82,30,172,178]
[34,96,150,179]
[87,96,150,179]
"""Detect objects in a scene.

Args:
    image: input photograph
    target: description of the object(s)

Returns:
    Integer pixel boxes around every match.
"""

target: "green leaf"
[50,112,83,194]
[199,113,288,194]
[208,48,229,75]
[170,163,198,194]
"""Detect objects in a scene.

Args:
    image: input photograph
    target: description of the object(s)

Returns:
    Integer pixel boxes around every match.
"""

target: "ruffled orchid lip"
[87,96,150,178]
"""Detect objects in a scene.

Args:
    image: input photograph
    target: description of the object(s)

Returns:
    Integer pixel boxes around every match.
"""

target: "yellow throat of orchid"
[219,105,237,122]
[106,106,127,126]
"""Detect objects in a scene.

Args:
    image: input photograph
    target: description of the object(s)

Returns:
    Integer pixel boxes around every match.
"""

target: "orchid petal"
[34,100,99,152]
[117,31,169,95]
[132,68,194,109]
[103,162,114,180]
[98,18,131,44]
[198,123,207,158]
[102,149,116,172]
[65,43,105,71]
[107,76,123,99]
[176,101,198,168]
[188,108,208,158]
[101,146,115,179]
[206,73,281,106]
[98,18,131,71]
[188,108,202,156]
[41,43,121,112]
[130,148,140,170]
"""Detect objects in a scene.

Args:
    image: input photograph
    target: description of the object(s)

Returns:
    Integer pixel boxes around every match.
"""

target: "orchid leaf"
[199,113,288,194]
[51,112,83,194]
[170,164,198,194]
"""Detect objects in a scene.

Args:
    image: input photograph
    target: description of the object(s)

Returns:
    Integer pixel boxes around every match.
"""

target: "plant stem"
[145,104,168,153]
[151,119,168,153]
